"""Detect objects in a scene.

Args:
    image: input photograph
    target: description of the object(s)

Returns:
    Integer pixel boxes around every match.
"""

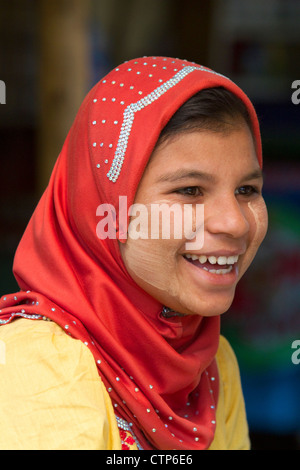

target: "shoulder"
[0,319,121,450]
[0,318,96,384]
[216,335,241,381]
[209,335,250,450]
[215,334,245,407]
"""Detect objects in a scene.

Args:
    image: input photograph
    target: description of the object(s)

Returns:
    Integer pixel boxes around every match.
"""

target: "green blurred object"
[0,251,18,295]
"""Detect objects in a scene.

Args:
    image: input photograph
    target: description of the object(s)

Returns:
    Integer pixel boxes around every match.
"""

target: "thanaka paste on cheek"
[122,239,177,294]
[122,199,204,295]
[121,200,185,295]
[247,200,268,250]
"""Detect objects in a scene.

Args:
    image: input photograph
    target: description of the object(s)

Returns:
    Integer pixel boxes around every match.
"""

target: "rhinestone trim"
[106,65,227,183]
[161,306,185,318]
[115,415,143,450]
[0,312,43,324]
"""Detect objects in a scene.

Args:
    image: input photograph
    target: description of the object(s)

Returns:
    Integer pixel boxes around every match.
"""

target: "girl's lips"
[182,254,239,286]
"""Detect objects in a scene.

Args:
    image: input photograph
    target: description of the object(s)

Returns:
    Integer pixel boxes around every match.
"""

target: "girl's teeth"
[184,253,239,274]
[208,266,233,274]
[185,254,238,264]
[202,266,233,274]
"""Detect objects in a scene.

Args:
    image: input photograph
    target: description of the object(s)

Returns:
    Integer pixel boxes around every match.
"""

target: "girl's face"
[119,124,268,316]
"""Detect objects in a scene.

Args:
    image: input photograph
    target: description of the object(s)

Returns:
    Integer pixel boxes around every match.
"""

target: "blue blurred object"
[241,365,300,433]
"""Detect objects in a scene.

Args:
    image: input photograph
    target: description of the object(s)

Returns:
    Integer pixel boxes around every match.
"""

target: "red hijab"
[0,57,262,450]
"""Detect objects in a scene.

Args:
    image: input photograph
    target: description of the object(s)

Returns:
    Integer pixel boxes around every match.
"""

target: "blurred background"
[0,0,299,450]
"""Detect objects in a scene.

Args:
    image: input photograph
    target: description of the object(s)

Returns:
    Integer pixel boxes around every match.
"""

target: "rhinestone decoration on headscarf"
[90,57,233,183]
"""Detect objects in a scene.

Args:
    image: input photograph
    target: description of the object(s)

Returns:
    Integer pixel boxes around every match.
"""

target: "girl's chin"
[180,297,235,317]
[160,286,236,317]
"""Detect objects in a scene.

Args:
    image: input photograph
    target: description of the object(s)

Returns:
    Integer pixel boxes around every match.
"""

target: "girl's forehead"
[137,127,260,190]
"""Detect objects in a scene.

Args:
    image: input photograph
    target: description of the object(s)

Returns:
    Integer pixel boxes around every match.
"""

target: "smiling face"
[119,124,268,317]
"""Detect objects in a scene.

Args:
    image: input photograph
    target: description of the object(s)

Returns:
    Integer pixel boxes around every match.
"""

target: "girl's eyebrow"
[242,168,264,182]
[156,170,216,184]
[156,168,263,184]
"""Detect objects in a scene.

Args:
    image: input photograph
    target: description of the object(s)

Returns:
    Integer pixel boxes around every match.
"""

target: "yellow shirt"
[0,319,250,450]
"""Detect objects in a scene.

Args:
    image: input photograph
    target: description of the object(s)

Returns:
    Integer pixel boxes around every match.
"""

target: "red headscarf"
[0,57,262,450]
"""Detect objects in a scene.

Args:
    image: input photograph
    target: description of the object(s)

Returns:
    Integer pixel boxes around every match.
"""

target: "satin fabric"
[0,57,262,449]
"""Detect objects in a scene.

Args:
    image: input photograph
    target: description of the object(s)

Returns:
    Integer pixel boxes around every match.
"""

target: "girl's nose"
[206,196,250,239]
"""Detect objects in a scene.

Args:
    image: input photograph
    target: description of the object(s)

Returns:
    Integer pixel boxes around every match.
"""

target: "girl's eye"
[175,186,202,197]
[236,185,259,196]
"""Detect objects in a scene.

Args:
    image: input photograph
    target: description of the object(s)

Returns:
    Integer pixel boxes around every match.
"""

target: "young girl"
[0,57,267,450]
